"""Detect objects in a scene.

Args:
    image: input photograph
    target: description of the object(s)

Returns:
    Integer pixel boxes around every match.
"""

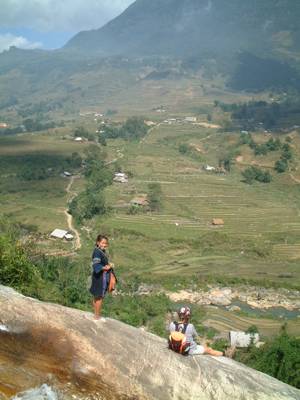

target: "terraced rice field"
[202,307,300,337]
[99,123,300,287]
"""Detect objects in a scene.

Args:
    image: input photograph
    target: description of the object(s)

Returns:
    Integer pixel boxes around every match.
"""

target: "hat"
[178,306,191,318]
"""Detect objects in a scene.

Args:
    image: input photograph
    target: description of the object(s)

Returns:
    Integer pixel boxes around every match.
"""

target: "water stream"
[224,301,300,319]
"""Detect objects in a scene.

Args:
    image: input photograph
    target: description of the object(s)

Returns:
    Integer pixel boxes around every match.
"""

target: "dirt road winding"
[65,176,81,251]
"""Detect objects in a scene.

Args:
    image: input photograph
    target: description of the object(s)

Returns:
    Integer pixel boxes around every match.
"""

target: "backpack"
[168,322,190,355]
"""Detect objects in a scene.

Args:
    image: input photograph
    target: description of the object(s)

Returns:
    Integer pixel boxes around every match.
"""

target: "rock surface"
[0,285,299,400]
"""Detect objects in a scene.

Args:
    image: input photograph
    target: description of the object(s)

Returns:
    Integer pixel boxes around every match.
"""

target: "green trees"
[103,117,148,140]
[148,183,162,211]
[228,98,300,130]
[23,118,56,132]
[275,159,288,173]
[238,331,300,389]
[0,231,40,295]
[178,143,189,155]
[69,147,113,222]
[16,153,83,181]
[74,126,95,141]
[242,166,272,184]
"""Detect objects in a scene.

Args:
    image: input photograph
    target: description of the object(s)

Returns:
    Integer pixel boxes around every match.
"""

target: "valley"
[1,1,300,394]
[1,85,299,341]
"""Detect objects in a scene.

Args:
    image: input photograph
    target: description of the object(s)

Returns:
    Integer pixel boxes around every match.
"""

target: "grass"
[89,123,300,289]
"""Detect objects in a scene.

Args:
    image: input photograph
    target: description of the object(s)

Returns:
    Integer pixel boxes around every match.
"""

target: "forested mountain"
[66,0,300,60]
[1,0,300,116]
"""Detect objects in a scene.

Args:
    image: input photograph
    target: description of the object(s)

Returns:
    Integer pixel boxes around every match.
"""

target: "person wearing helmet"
[169,306,230,356]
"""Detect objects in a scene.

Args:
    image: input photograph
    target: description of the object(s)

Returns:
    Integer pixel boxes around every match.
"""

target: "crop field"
[1,92,299,339]
[0,131,88,246]
[94,122,300,288]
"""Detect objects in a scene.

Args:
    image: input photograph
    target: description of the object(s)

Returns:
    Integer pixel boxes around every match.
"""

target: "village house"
[212,218,224,227]
[144,121,156,127]
[185,116,197,123]
[74,137,83,143]
[114,172,128,184]
[62,171,72,178]
[50,229,74,241]
[203,165,216,172]
[229,331,260,348]
[130,195,149,207]
[0,123,8,129]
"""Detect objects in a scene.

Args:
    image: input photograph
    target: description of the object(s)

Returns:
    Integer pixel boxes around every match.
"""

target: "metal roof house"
[50,229,74,241]
[229,331,260,348]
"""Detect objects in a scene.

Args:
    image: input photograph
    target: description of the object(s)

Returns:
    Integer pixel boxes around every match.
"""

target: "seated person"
[169,306,235,357]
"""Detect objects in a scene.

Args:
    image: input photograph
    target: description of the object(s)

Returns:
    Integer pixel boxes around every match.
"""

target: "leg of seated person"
[204,346,223,357]
[189,345,206,355]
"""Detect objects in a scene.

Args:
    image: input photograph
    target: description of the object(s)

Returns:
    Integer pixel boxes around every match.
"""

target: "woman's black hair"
[96,234,109,245]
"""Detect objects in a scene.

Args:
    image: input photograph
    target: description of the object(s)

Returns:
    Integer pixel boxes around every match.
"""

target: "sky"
[0,0,135,52]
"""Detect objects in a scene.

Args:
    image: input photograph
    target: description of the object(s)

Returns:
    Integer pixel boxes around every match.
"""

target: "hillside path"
[289,172,300,184]
[64,176,81,251]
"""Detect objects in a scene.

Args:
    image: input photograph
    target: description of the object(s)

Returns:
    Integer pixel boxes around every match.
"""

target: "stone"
[0,285,299,400]
[209,289,232,306]
[228,306,241,312]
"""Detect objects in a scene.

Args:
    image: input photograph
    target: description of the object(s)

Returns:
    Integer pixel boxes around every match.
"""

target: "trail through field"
[64,176,81,251]
[105,147,124,165]
[289,172,300,184]
[139,123,162,145]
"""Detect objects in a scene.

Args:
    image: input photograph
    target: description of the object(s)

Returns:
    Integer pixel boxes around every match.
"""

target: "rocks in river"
[228,306,241,312]
[167,286,300,312]
[208,288,233,306]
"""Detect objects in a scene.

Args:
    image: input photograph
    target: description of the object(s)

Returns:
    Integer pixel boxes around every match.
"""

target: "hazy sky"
[0,0,135,52]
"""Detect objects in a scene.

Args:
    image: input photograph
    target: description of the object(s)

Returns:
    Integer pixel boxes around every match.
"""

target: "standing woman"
[90,234,113,320]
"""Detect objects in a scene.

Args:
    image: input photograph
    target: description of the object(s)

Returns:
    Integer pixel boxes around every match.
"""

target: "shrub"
[242,166,272,184]
[237,331,300,389]
[275,159,288,173]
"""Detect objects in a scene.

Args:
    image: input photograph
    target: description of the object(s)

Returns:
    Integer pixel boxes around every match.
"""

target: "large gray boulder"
[0,285,299,400]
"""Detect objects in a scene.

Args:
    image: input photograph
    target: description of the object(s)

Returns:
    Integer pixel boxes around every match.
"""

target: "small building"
[144,121,156,127]
[203,165,216,172]
[114,172,128,184]
[0,123,8,129]
[50,229,74,241]
[130,196,149,207]
[50,229,68,239]
[63,171,72,178]
[74,137,83,142]
[185,117,197,123]
[229,331,260,348]
[65,233,74,241]
[215,166,226,175]
[212,218,224,226]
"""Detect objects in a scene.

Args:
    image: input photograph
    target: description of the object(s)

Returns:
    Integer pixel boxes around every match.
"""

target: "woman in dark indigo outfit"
[90,234,112,320]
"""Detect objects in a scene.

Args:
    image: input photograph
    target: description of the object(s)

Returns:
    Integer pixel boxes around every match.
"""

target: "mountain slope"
[66,0,300,60]
[1,285,300,399]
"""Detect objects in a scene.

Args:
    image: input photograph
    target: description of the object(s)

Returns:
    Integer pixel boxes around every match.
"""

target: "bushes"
[275,159,288,173]
[103,293,172,337]
[69,147,113,222]
[178,143,190,155]
[74,126,95,141]
[15,153,82,181]
[148,182,162,212]
[236,331,300,389]
[103,117,149,141]
[242,166,272,184]
[0,233,41,295]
